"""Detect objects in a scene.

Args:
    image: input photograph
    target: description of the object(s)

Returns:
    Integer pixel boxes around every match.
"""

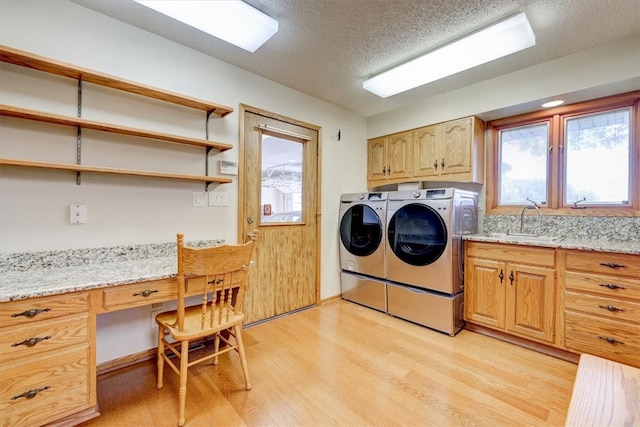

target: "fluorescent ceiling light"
[542,100,564,108]
[134,0,278,53]
[363,12,535,98]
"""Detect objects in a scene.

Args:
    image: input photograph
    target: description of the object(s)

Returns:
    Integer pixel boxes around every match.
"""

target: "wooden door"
[505,264,556,343]
[367,136,387,182]
[464,257,506,328]
[413,124,440,178]
[387,131,413,180]
[239,106,320,325]
[441,117,472,177]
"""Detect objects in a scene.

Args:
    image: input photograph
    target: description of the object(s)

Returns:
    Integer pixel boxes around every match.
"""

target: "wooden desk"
[565,353,640,426]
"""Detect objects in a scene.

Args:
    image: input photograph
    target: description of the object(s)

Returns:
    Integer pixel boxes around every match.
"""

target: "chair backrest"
[175,233,255,331]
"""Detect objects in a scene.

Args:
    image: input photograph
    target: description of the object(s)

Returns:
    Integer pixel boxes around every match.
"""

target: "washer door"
[388,203,447,266]
[340,204,383,256]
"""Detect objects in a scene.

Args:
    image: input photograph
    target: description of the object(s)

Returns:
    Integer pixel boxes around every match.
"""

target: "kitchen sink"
[488,232,562,242]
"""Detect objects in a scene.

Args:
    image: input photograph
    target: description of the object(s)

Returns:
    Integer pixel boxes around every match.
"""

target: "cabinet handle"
[382,166,387,175]
[498,269,504,283]
[11,307,51,319]
[599,283,626,290]
[598,336,625,345]
[599,262,626,269]
[11,386,50,400]
[509,271,514,285]
[12,336,51,347]
[388,165,391,174]
[441,158,445,169]
[433,160,438,171]
[598,304,624,312]
[133,289,159,298]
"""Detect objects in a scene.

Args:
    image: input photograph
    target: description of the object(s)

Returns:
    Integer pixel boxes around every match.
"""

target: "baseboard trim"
[464,322,580,364]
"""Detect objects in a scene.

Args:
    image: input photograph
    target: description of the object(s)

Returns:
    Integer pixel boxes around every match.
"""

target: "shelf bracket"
[204,146,214,191]
[76,77,83,185]
[205,110,214,141]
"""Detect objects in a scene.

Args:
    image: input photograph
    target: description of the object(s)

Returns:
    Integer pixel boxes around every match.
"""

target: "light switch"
[208,192,229,207]
[192,192,205,208]
[69,204,87,224]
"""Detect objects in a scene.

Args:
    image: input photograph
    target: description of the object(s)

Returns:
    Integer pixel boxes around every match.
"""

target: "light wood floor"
[80,299,578,427]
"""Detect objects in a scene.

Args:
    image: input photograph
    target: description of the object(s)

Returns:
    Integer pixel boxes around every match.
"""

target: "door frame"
[238,104,323,307]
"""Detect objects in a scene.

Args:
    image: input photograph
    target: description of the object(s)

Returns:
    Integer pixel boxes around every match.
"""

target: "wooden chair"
[156,233,256,426]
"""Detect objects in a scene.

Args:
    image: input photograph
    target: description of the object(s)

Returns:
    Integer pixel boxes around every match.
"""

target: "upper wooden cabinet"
[368,116,484,188]
[367,131,412,184]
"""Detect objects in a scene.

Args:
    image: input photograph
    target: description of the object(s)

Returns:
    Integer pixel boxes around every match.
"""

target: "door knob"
[247,230,258,241]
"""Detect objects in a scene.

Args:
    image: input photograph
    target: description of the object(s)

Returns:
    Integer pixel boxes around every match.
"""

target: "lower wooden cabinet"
[465,242,556,344]
[0,292,96,426]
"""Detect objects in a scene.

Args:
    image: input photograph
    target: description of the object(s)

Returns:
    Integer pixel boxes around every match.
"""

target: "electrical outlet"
[208,192,229,207]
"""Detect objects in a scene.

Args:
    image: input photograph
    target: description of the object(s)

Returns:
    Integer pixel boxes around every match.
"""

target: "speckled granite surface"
[0,239,224,302]
[463,234,640,255]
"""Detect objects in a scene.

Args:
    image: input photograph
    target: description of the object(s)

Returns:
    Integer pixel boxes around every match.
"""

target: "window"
[487,91,639,215]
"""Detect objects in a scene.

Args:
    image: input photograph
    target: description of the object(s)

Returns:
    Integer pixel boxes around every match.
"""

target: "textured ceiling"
[71,0,640,117]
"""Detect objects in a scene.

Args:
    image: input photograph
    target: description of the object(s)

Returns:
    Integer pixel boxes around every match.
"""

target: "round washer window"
[340,205,382,257]
[388,203,447,266]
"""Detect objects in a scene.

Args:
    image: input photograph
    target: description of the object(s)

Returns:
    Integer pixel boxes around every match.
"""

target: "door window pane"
[260,135,303,223]
[565,109,630,205]
[498,123,549,205]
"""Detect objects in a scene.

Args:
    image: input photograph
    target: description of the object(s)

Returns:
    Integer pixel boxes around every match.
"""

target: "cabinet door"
[367,136,387,181]
[440,117,472,177]
[413,124,440,178]
[505,264,555,343]
[387,131,413,179]
[465,258,506,328]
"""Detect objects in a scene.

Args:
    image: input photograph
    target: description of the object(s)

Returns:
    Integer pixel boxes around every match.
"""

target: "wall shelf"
[0,45,235,188]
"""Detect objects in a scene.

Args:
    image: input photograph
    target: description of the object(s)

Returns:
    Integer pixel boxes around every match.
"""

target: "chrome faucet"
[520,198,542,234]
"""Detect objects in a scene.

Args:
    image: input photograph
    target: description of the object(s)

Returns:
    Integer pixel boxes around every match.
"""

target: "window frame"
[486,91,640,216]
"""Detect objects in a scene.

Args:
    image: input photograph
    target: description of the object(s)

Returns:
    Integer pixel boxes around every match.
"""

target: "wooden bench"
[565,354,640,426]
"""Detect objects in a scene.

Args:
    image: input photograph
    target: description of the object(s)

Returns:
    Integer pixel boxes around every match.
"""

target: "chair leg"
[177,340,189,427]
[213,332,220,366]
[234,324,252,390]
[157,326,165,390]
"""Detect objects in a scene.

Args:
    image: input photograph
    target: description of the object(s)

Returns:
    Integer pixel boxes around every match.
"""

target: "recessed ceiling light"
[541,100,565,108]
[134,0,278,53]
[363,13,535,98]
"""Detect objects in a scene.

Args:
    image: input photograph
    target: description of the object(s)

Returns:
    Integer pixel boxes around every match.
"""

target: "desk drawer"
[565,271,640,300]
[100,278,176,311]
[0,314,88,363]
[565,291,640,323]
[565,250,640,279]
[565,311,640,368]
[0,293,89,328]
[0,347,89,427]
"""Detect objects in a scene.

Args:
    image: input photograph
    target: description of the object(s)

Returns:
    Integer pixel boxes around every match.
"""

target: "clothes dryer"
[339,192,387,311]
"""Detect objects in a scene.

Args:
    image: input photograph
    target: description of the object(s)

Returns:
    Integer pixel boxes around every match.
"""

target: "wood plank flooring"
[79,300,578,427]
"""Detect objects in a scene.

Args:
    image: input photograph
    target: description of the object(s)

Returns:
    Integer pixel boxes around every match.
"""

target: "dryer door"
[387,203,447,266]
[340,204,383,256]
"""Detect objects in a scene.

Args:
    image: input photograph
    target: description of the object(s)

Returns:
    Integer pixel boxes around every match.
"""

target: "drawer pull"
[133,289,159,298]
[598,304,624,312]
[599,283,626,290]
[11,385,50,400]
[11,307,51,319]
[599,262,626,269]
[597,336,625,345]
[12,336,51,347]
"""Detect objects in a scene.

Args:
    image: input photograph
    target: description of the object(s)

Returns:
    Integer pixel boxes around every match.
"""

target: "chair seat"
[156,306,245,341]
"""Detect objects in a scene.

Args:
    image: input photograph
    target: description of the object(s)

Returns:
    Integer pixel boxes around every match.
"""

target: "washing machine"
[339,192,387,311]
[385,188,478,335]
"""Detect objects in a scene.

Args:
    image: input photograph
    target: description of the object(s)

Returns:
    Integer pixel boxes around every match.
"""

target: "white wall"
[0,0,366,363]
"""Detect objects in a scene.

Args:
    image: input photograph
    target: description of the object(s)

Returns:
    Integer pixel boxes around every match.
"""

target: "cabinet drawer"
[565,250,640,279]
[0,292,88,329]
[565,311,640,368]
[0,347,89,427]
[565,271,640,300]
[100,278,176,311]
[565,290,640,323]
[0,314,88,363]
[466,242,555,267]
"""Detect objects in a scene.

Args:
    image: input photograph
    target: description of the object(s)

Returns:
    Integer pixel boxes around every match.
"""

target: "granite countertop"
[0,239,224,302]
[463,234,640,255]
